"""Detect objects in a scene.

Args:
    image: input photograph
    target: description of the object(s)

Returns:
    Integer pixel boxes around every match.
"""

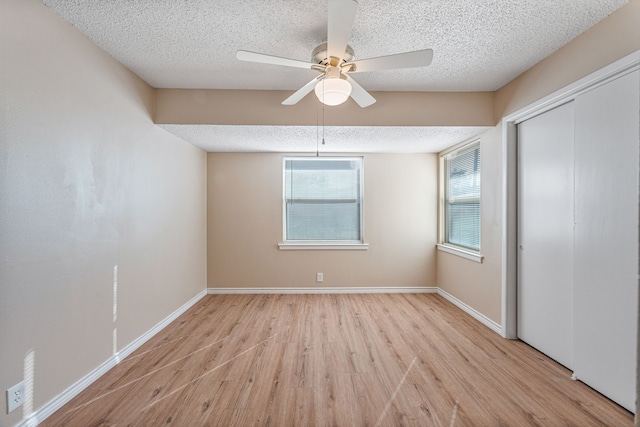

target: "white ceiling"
[42,0,628,152]
[159,125,491,153]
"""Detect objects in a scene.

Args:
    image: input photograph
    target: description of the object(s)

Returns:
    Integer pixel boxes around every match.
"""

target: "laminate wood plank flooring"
[41,293,633,426]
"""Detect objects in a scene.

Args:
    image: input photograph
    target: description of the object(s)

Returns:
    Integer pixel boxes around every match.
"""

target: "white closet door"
[573,69,639,412]
[517,101,575,369]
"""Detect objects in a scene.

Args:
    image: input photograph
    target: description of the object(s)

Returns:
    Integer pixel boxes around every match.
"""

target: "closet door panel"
[574,69,639,412]
[517,101,575,369]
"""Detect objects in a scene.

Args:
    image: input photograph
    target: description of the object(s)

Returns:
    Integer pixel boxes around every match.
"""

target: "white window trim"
[279,242,369,250]
[437,244,483,263]
[438,139,483,260]
[281,156,367,250]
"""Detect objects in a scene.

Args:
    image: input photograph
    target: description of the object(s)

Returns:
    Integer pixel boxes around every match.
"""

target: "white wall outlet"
[6,381,24,413]
[316,272,323,282]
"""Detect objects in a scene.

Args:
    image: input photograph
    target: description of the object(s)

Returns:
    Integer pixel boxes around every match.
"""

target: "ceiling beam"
[154,89,496,127]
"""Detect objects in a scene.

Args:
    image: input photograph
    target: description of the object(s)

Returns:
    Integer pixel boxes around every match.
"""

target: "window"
[442,141,481,253]
[281,157,366,249]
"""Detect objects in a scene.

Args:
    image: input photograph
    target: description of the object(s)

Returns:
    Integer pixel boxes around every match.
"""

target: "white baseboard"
[437,288,502,334]
[207,286,438,294]
[18,289,207,427]
[116,290,207,361]
[207,288,503,334]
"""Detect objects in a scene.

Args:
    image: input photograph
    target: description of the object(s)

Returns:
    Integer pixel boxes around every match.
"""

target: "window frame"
[438,140,483,263]
[279,156,368,251]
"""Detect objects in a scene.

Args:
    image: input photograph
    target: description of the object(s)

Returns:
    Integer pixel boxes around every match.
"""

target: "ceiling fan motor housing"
[312,42,355,66]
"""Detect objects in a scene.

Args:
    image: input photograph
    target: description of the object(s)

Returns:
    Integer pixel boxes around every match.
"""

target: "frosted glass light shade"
[314,78,352,106]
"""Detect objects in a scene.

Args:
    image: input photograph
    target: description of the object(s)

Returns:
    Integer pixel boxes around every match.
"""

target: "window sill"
[437,244,483,263]
[279,242,369,251]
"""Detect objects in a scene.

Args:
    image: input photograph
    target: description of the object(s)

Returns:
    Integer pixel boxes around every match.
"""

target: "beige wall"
[156,90,495,127]
[436,126,503,324]
[207,153,437,289]
[0,1,207,425]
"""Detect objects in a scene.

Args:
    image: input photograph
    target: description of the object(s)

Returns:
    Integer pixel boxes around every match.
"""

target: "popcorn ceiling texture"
[42,0,627,92]
[158,125,491,153]
[41,0,627,152]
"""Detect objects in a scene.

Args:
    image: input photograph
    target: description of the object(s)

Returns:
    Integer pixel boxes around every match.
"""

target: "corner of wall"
[493,0,640,120]
[151,86,158,124]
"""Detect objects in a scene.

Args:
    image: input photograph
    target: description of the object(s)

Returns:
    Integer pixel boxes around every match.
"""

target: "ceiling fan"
[236,0,433,108]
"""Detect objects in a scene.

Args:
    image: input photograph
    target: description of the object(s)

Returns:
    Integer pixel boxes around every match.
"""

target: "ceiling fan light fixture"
[315,77,352,106]
[237,0,433,108]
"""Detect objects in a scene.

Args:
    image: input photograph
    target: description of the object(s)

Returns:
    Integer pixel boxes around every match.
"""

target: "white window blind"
[284,157,363,242]
[444,143,481,251]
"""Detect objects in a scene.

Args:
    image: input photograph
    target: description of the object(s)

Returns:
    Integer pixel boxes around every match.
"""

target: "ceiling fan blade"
[236,50,316,70]
[327,0,358,62]
[282,76,324,105]
[346,49,434,73]
[345,75,376,108]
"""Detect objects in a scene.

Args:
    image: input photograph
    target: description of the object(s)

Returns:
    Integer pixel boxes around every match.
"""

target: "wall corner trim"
[437,288,502,335]
[17,289,207,427]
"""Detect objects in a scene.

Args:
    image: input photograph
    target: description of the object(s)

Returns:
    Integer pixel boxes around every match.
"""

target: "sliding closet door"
[573,69,639,412]
[517,101,575,369]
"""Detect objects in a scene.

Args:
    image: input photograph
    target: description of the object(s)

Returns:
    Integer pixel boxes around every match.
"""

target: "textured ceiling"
[41,0,628,152]
[42,0,627,91]
[158,125,491,153]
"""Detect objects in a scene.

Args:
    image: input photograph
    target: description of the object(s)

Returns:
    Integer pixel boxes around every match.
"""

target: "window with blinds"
[443,142,481,251]
[284,157,363,242]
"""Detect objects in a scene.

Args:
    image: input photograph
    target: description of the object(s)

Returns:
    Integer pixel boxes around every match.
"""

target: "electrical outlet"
[6,381,24,413]
[317,272,323,282]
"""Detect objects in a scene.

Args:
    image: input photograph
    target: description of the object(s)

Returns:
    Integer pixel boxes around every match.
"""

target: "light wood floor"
[42,294,633,426]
